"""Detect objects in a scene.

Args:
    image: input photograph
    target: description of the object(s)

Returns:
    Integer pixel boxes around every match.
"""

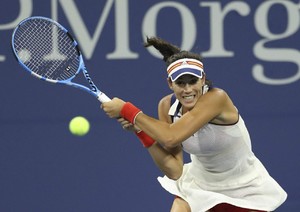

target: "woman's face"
[169,74,204,111]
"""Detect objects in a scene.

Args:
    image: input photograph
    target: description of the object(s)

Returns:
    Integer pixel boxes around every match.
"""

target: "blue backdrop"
[1,0,299,211]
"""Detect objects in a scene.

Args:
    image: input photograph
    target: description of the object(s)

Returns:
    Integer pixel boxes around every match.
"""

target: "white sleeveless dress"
[157,99,287,212]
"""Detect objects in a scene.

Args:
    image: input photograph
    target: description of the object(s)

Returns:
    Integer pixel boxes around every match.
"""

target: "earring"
[202,85,209,94]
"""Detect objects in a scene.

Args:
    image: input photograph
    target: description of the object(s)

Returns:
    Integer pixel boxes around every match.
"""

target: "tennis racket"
[11,16,111,103]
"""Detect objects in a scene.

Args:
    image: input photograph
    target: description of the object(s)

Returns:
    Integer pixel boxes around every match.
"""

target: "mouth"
[182,95,196,101]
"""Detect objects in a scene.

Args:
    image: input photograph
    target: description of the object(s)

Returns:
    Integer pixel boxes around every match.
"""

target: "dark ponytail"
[144,36,212,89]
[144,36,181,63]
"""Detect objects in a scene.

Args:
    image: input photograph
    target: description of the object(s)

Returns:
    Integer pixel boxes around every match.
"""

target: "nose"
[183,83,193,92]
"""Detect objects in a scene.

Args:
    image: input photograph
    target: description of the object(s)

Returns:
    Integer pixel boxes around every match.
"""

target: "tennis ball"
[69,116,90,136]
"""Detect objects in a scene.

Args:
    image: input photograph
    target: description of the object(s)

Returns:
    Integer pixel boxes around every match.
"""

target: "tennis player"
[102,36,287,212]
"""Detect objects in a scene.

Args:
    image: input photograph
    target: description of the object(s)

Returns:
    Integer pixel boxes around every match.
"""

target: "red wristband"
[120,102,142,124]
[135,131,155,148]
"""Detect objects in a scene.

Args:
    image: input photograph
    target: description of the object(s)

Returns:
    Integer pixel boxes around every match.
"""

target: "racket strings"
[13,19,80,81]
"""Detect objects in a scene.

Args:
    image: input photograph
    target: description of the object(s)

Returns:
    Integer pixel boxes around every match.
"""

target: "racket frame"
[11,16,110,102]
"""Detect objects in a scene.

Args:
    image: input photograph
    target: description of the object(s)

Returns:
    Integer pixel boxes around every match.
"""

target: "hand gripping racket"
[11,16,111,103]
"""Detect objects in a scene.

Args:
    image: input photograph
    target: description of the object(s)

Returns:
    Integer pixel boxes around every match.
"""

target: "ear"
[202,75,206,85]
[167,78,173,90]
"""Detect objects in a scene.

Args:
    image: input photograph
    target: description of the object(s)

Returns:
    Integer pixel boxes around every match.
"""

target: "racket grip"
[98,92,111,103]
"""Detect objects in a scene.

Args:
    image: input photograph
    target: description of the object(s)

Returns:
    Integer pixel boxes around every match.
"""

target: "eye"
[189,78,199,85]
[175,80,186,86]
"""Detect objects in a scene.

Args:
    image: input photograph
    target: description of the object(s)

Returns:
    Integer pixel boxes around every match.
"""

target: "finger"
[120,120,130,125]
[124,123,132,128]
[117,117,125,123]
[122,125,129,130]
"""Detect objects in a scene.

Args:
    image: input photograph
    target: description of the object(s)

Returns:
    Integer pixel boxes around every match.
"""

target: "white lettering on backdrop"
[0,0,299,85]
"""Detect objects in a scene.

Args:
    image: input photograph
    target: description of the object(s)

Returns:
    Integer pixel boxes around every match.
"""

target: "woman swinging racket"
[102,37,287,212]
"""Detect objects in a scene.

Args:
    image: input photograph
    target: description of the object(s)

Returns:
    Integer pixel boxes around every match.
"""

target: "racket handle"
[98,92,111,103]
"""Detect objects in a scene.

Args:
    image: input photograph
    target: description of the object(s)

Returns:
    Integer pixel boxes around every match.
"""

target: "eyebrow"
[175,77,199,84]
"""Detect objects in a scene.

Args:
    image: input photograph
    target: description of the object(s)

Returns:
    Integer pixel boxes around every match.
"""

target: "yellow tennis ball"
[69,116,90,136]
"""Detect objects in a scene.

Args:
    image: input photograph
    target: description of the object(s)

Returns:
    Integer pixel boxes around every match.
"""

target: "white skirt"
[157,161,287,212]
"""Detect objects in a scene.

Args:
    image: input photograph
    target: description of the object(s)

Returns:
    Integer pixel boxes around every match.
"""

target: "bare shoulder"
[208,87,230,99]
[199,87,231,106]
[158,93,173,110]
[158,94,173,123]
[205,88,238,124]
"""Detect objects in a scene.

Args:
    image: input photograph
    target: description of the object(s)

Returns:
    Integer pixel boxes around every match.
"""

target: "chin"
[181,99,197,110]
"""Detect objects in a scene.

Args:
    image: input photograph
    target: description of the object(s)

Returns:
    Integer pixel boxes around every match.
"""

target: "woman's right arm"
[146,94,183,180]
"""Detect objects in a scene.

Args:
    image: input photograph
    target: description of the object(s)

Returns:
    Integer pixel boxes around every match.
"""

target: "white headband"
[167,58,204,81]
